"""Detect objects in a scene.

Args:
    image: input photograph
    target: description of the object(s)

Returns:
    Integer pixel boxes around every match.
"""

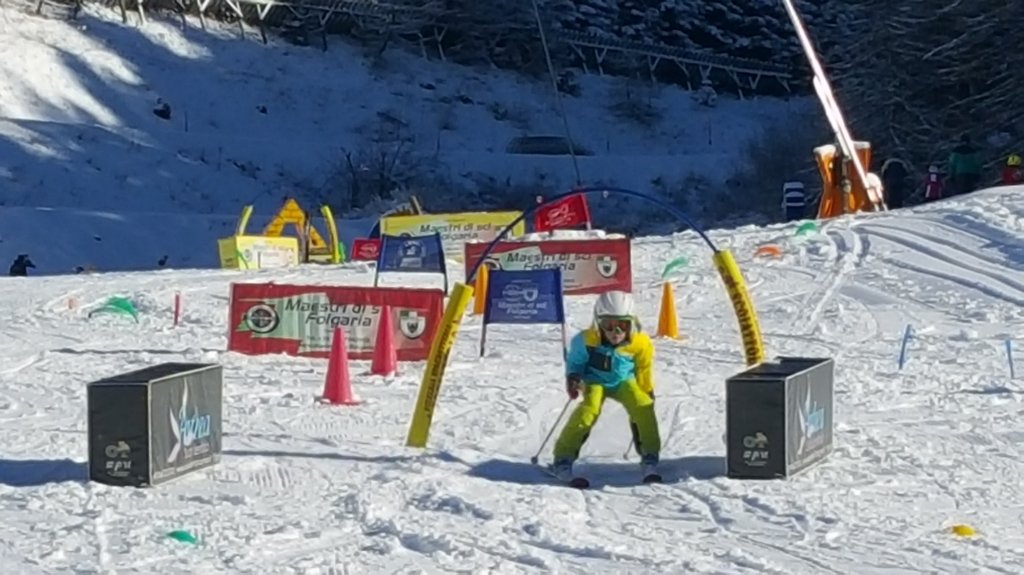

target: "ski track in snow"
[855,222,1024,308]
[0,172,1023,575]
[793,225,867,336]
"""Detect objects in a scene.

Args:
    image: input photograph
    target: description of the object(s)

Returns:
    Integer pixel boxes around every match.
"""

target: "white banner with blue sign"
[480,268,566,357]
[374,232,448,293]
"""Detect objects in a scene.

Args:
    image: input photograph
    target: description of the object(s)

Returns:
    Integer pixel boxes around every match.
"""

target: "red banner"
[534,194,591,232]
[351,238,381,261]
[227,283,443,360]
[464,238,631,295]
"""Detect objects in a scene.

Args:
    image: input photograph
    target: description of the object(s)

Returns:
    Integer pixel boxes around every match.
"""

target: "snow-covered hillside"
[0,205,376,274]
[0,186,1022,573]
[0,3,813,273]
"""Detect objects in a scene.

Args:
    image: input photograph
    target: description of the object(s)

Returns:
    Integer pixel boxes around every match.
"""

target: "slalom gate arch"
[406,187,765,448]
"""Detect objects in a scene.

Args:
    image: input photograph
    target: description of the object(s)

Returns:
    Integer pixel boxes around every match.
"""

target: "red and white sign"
[534,193,591,233]
[351,238,381,261]
[227,283,443,360]
[464,237,631,295]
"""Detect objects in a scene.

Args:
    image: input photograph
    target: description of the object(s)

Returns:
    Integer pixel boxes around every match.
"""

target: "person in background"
[9,254,35,276]
[1001,154,1023,185]
[947,133,983,195]
[880,157,911,209]
[781,180,806,221]
[865,172,884,208]
[924,165,944,202]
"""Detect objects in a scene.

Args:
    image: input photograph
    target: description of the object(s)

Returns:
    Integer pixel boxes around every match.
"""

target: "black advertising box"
[725,357,834,479]
[87,363,223,487]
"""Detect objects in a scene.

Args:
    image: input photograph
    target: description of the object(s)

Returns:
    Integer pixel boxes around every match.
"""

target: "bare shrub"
[455,170,560,213]
[308,115,453,214]
[724,112,830,222]
[607,76,663,128]
[487,101,533,132]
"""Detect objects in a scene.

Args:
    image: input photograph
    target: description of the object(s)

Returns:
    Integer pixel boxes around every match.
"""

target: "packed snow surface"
[1,187,1023,573]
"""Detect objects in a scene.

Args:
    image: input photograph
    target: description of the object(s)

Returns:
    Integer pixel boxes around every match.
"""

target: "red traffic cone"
[321,326,359,405]
[370,305,398,377]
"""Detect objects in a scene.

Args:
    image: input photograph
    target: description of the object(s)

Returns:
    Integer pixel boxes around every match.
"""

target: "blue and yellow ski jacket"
[565,327,654,394]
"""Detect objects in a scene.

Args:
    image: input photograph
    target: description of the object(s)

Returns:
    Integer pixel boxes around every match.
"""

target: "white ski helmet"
[593,291,640,329]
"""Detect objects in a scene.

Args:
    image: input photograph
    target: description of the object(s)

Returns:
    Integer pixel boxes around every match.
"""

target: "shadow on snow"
[467,455,726,488]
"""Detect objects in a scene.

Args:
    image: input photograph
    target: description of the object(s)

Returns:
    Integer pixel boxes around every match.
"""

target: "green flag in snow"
[661,256,689,279]
[88,297,139,323]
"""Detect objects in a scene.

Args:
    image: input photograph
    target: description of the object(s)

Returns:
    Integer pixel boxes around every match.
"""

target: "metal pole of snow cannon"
[779,0,884,212]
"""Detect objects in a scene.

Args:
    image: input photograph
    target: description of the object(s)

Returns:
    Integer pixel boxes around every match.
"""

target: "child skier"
[551,291,661,485]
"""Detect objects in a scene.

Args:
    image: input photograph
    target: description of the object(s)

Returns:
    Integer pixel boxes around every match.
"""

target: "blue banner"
[483,269,565,325]
[374,232,448,293]
[377,233,446,273]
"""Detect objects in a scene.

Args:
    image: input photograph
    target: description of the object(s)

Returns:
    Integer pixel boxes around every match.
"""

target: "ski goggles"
[598,317,633,334]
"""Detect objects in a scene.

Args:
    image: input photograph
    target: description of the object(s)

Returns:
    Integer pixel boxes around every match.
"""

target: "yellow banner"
[217,235,299,269]
[380,211,525,261]
[712,250,765,365]
[406,282,473,448]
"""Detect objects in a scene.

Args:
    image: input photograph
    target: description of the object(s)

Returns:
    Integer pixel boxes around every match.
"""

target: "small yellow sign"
[380,211,524,261]
[217,235,299,269]
[263,198,327,249]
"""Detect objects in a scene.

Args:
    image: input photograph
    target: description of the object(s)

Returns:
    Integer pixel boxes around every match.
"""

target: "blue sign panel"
[377,233,446,274]
[483,268,565,325]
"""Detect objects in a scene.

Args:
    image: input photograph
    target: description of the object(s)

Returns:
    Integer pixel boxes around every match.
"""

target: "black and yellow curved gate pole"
[405,187,766,448]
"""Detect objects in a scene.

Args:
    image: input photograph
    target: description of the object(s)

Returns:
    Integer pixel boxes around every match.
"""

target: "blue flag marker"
[1007,339,1016,380]
[480,268,565,357]
[897,324,913,370]
[374,232,448,293]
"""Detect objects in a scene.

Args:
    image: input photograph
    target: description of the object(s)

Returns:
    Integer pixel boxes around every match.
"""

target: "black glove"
[566,374,583,399]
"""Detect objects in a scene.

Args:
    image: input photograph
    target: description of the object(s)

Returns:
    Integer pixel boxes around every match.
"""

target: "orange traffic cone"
[473,264,489,316]
[320,326,359,405]
[656,281,680,339]
[370,305,398,376]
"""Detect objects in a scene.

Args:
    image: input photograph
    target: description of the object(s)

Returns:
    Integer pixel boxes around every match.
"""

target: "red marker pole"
[173,292,181,327]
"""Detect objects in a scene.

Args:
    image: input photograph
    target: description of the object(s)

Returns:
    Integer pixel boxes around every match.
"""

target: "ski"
[535,462,661,487]
[641,463,662,484]
[537,463,590,489]
[566,476,591,489]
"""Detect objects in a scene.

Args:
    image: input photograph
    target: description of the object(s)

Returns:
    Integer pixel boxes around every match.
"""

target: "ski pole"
[530,397,574,465]
[621,438,636,460]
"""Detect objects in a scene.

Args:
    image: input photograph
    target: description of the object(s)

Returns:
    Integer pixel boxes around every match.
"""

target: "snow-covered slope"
[0,186,1022,573]
[0,204,376,274]
[0,3,807,216]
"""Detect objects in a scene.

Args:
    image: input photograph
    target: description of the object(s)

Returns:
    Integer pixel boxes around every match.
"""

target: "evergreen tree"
[615,0,658,42]
[824,0,1024,179]
[572,0,621,39]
